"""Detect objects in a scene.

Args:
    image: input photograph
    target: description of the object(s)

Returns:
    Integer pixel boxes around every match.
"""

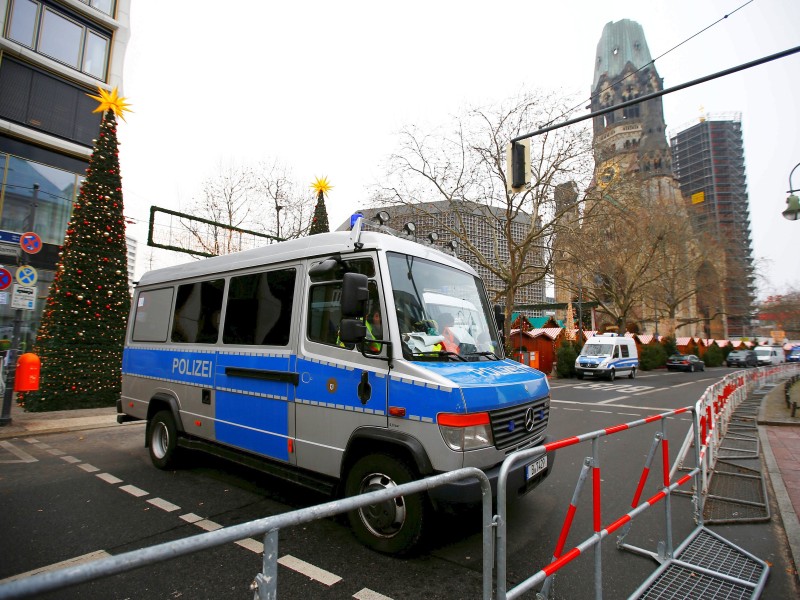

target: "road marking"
[97,473,122,484]
[561,407,582,411]
[0,440,37,463]
[670,381,698,388]
[354,588,394,600]
[120,484,148,497]
[633,388,669,395]
[590,410,612,414]
[180,512,203,524]
[0,550,111,584]
[552,400,675,412]
[618,413,641,417]
[278,555,342,586]
[195,519,223,532]
[78,463,100,473]
[597,395,630,404]
[47,448,65,456]
[147,497,181,512]
[235,538,263,553]
[60,455,81,464]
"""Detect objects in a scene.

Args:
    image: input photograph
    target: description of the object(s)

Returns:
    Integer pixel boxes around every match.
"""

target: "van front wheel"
[608,369,616,382]
[629,368,636,379]
[345,454,428,555]
[149,410,180,470]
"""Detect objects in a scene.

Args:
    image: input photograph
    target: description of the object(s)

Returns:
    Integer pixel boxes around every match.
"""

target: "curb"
[759,425,800,577]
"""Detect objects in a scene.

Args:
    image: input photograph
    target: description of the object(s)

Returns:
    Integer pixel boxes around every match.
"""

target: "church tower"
[581,19,709,338]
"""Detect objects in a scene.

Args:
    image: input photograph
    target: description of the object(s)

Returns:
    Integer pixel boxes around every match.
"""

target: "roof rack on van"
[347,214,458,255]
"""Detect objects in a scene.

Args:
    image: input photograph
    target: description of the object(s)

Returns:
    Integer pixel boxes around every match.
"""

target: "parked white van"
[754,345,785,366]
[575,333,639,381]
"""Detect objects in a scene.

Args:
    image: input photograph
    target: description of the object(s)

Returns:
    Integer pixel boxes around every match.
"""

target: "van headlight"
[437,412,493,451]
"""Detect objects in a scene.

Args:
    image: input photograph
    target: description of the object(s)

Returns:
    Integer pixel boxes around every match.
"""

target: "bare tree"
[374,90,594,339]
[183,161,315,256]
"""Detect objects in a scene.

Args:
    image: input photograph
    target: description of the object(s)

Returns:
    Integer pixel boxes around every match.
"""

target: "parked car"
[788,347,800,363]
[754,345,785,366]
[726,350,758,368]
[666,354,706,372]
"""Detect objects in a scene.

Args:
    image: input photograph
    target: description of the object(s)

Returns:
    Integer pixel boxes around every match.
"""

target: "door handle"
[358,371,372,405]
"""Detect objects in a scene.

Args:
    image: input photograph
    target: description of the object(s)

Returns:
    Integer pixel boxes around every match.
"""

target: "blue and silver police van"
[575,332,639,381]
[118,217,552,554]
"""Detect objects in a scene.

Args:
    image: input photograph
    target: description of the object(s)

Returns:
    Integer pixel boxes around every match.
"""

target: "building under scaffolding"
[670,114,756,338]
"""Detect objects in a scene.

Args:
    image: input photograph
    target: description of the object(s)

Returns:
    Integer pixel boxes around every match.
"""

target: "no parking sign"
[0,267,11,290]
[20,232,42,254]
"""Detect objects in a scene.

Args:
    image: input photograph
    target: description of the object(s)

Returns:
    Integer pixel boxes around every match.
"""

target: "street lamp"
[784,162,800,221]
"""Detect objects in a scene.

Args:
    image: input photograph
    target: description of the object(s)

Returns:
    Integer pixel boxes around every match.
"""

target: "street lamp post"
[784,162,800,221]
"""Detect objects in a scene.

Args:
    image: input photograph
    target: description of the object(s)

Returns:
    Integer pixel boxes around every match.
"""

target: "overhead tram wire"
[512,44,800,143]
[534,0,757,135]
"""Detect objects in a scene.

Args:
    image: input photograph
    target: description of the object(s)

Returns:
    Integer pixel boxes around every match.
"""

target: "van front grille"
[489,397,549,451]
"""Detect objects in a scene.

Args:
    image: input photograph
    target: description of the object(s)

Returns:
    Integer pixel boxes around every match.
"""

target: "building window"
[77,0,115,17]
[5,0,111,80]
[0,154,81,244]
[0,57,102,146]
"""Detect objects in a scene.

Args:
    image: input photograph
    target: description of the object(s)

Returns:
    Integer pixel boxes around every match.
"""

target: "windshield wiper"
[466,351,500,360]
[410,351,468,362]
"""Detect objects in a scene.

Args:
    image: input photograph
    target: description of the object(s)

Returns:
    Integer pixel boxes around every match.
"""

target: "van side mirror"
[494,304,505,331]
[339,318,367,344]
[341,272,369,318]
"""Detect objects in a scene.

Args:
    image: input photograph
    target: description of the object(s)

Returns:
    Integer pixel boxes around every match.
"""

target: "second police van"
[574,332,639,381]
[118,217,553,554]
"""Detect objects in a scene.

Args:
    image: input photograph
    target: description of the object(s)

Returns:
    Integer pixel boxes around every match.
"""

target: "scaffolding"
[670,115,756,338]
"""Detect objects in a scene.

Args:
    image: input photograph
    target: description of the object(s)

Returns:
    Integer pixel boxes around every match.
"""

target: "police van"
[575,332,639,380]
[118,217,552,554]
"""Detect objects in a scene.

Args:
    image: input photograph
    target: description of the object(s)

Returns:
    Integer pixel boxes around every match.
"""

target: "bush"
[640,344,667,370]
[556,341,580,378]
[703,344,724,367]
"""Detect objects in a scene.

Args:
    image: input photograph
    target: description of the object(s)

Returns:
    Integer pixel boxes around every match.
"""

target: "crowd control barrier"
[0,468,494,600]
[495,407,703,600]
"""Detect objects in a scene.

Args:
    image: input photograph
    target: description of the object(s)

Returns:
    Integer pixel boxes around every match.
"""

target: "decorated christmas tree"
[21,88,132,411]
[309,176,332,234]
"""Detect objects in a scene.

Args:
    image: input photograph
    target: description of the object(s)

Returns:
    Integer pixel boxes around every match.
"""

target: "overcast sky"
[117,0,800,298]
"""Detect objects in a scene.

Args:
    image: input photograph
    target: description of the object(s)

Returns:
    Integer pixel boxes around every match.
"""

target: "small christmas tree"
[21,88,132,411]
[309,176,332,234]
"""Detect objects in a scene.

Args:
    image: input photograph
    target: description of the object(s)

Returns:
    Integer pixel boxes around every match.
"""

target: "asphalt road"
[0,367,796,599]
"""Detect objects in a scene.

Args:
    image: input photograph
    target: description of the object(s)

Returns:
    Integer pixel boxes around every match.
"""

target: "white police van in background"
[118,216,553,554]
[575,333,639,381]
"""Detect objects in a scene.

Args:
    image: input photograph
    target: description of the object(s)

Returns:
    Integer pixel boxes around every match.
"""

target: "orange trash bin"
[14,353,40,392]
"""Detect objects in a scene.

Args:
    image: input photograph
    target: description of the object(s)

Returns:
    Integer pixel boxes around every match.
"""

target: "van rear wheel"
[345,454,428,555]
[149,410,181,470]
[629,368,636,379]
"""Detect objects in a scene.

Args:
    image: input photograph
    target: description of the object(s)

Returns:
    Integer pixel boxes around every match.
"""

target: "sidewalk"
[758,376,800,579]
[0,400,122,440]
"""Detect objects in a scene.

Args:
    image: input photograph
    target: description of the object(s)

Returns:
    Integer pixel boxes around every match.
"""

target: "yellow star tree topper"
[87,86,132,121]
[311,176,333,196]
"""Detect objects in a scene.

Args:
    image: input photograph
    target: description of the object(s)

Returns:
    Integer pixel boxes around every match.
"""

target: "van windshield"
[580,344,613,356]
[387,252,501,361]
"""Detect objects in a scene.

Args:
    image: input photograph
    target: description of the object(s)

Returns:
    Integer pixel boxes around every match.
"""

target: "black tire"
[608,369,615,382]
[629,368,636,379]
[689,364,695,373]
[344,454,428,555]
[148,410,181,470]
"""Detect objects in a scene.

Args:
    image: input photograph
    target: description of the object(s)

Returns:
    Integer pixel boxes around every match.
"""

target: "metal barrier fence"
[0,468,493,600]
[494,406,700,600]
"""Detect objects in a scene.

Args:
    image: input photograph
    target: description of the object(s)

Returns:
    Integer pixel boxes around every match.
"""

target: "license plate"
[526,455,547,480]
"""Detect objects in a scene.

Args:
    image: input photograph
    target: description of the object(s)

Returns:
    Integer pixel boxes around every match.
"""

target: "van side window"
[621,345,629,358]
[223,269,296,346]
[132,287,174,342]
[171,279,225,343]
[308,278,380,350]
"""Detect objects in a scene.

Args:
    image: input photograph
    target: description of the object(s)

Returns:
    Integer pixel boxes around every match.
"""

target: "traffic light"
[506,139,531,192]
